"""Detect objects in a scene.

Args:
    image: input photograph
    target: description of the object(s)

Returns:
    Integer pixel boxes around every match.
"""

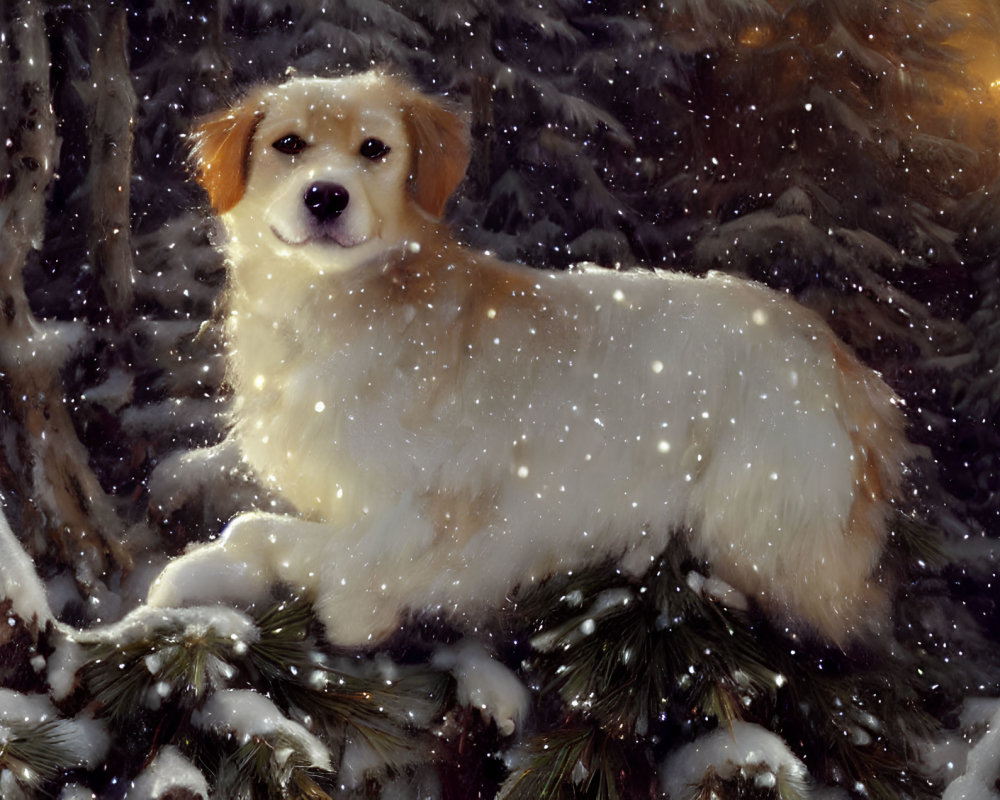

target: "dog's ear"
[405,92,470,218]
[189,98,264,214]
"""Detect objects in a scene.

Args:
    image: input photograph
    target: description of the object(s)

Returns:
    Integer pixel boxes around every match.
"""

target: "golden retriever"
[149,71,911,653]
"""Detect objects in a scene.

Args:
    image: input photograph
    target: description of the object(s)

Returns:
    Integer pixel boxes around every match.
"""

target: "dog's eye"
[359,137,391,160]
[272,134,307,155]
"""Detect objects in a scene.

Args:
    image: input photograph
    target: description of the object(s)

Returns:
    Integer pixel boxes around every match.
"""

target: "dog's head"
[189,71,470,270]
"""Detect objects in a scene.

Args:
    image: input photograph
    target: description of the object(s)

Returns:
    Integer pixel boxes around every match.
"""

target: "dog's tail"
[832,335,914,569]
[789,336,913,643]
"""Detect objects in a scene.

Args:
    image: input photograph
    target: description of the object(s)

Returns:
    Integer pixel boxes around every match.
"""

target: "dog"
[148,71,912,655]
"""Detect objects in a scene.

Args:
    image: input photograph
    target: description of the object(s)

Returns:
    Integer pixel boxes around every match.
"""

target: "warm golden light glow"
[737,24,773,48]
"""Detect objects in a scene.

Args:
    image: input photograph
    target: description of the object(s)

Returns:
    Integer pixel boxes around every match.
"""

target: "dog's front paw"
[434,640,529,737]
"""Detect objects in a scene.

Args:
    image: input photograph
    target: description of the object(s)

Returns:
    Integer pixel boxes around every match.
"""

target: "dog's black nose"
[304,182,349,222]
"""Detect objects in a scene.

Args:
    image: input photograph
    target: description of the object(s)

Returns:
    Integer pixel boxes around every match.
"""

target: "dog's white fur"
[149,71,911,648]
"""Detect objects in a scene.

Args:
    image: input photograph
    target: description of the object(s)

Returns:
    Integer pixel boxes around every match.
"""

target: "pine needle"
[526,550,777,735]
[887,510,945,570]
[82,616,240,722]
[498,726,630,800]
[78,597,454,794]
[246,598,452,774]
[686,768,808,800]
[0,719,76,787]
[517,539,944,800]
[212,732,333,800]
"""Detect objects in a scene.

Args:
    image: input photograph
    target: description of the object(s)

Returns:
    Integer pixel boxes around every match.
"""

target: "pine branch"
[77,599,453,794]
[209,730,334,800]
[0,718,77,788]
[245,599,452,775]
[525,550,778,736]
[887,509,945,571]
[244,598,317,683]
[683,767,808,800]
[515,533,948,800]
[81,611,244,723]
[498,726,633,800]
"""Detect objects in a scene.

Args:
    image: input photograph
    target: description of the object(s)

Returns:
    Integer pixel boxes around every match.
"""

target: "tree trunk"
[87,4,137,326]
[0,0,132,589]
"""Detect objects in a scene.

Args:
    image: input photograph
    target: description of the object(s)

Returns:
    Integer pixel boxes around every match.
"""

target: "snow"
[147,440,240,507]
[0,689,109,770]
[43,571,84,621]
[0,688,57,726]
[0,319,86,371]
[126,745,209,800]
[0,509,54,626]
[120,397,226,439]
[47,636,87,702]
[941,700,1000,800]
[533,588,637,652]
[923,697,1000,791]
[685,570,749,611]
[338,738,386,790]
[193,689,331,771]
[58,787,97,800]
[56,713,109,771]
[431,640,529,737]
[49,606,257,702]
[80,367,134,412]
[146,439,263,520]
[0,771,28,800]
[377,768,442,800]
[660,720,809,798]
[68,604,259,650]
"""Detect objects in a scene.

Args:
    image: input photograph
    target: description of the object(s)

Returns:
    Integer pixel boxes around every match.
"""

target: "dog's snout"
[305,182,349,222]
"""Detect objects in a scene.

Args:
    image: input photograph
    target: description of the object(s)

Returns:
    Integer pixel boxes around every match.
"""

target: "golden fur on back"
[149,71,912,647]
